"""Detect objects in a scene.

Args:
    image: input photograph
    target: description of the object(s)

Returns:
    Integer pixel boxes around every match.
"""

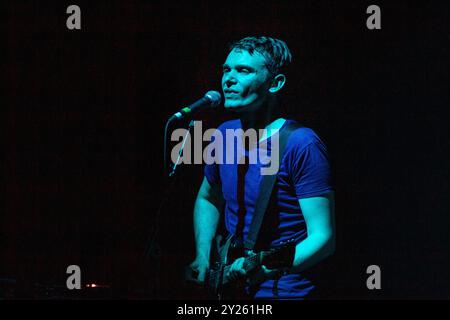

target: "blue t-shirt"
[204,119,333,299]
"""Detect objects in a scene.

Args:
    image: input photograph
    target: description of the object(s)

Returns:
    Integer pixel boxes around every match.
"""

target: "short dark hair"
[229,36,292,76]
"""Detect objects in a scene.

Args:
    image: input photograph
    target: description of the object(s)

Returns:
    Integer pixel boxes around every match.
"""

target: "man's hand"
[226,257,247,282]
[189,257,210,284]
[247,265,280,287]
[226,256,280,286]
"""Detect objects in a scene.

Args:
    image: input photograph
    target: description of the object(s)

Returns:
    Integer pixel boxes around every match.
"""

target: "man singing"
[189,36,335,299]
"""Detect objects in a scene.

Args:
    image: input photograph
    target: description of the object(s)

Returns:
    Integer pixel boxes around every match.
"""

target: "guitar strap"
[243,121,303,250]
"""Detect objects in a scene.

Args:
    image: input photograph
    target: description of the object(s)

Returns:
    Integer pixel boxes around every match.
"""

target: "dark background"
[3,1,449,299]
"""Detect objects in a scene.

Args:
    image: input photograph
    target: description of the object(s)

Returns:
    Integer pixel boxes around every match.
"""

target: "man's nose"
[223,72,237,87]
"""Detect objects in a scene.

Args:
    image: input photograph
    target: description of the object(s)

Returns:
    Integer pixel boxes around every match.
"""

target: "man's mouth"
[224,89,239,94]
[224,90,240,98]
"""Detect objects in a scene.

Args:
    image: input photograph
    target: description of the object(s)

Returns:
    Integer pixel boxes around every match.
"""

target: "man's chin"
[225,103,261,114]
[224,103,249,112]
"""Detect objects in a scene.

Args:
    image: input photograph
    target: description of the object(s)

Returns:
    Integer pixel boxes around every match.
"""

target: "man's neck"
[238,100,286,142]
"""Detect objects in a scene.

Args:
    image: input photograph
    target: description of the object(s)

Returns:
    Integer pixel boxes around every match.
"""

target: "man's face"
[222,49,273,112]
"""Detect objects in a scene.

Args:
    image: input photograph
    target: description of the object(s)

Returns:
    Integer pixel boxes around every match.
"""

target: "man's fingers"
[197,269,206,282]
[188,259,209,283]
[226,258,247,281]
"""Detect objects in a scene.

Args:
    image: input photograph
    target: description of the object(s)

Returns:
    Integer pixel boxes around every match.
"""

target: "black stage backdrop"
[3,1,450,299]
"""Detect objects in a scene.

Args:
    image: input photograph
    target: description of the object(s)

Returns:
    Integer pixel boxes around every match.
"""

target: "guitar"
[185,234,295,300]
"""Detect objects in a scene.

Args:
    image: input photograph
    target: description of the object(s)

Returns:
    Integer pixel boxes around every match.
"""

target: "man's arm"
[247,192,335,284]
[190,177,224,282]
[289,191,335,273]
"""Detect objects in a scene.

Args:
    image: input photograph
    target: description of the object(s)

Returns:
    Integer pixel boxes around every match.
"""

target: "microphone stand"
[169,120,195,177]
[142,118,195,296]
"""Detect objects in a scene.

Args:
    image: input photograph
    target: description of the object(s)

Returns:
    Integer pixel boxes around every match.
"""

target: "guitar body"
[185,234,295,300]
[208,234,249,300]
[183,234,244,299]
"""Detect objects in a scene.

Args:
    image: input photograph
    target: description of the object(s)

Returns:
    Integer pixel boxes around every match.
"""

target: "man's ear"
[269,74,286,93]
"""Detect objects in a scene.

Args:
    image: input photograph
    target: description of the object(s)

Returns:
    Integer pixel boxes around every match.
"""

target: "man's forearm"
[193,197,221,261]
[288,233,335,274]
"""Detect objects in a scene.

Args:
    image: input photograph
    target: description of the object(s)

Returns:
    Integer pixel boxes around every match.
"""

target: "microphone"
[169,90,222,121]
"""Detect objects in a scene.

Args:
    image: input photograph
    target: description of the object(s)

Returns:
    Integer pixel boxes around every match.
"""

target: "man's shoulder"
[284,121,322,150]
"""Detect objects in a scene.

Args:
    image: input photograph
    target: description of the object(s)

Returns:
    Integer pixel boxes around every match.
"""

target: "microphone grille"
[204,90,222,107]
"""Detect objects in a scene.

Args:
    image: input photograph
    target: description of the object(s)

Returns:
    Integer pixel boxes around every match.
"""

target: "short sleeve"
[287,138,333,199]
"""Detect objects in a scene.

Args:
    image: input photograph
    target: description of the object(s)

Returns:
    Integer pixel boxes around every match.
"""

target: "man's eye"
[223,68,230,73]
[239,68,250,73]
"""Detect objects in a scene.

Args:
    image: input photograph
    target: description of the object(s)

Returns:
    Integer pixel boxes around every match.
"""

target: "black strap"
[244,121,302,250]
